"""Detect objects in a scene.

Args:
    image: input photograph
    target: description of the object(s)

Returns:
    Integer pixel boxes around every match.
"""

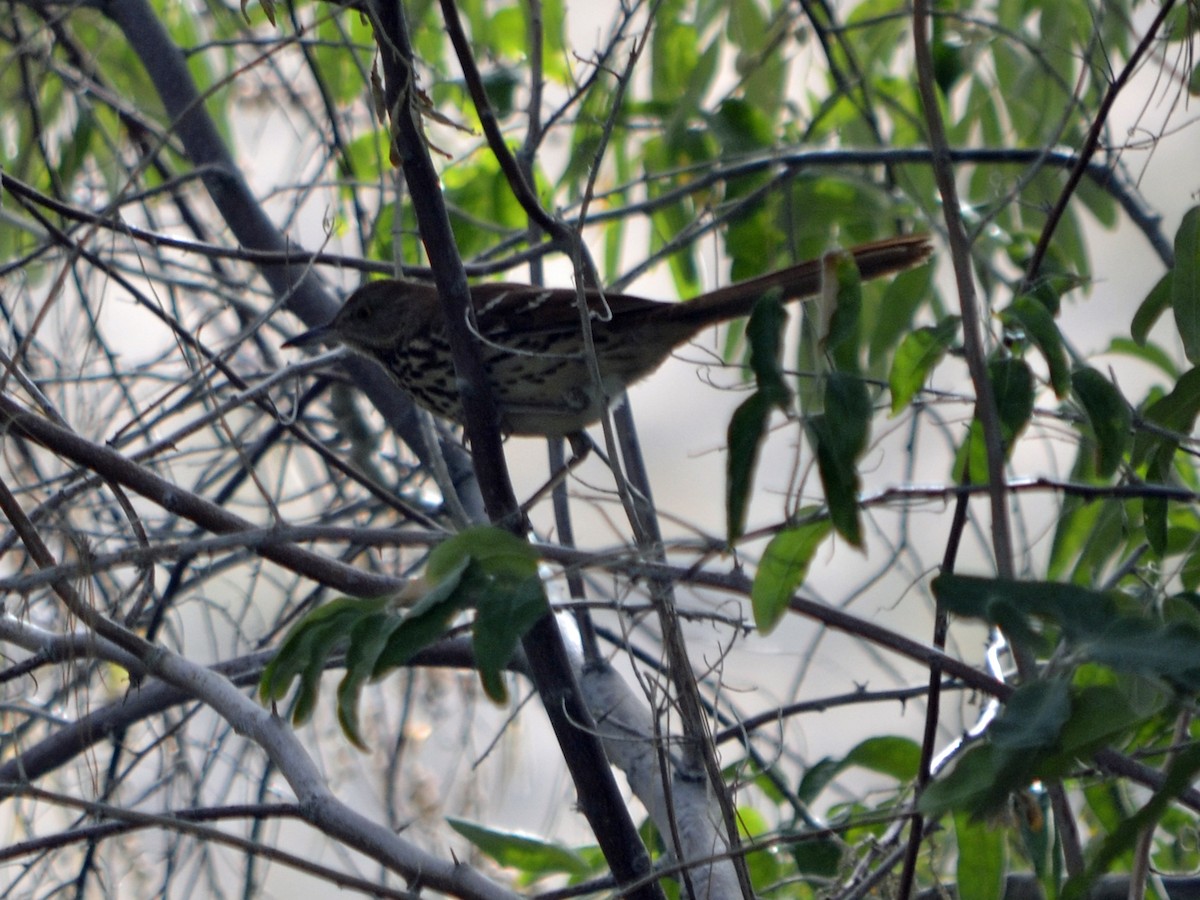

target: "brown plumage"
[285,235,932,436]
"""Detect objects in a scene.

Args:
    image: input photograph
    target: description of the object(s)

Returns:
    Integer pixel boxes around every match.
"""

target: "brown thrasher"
[285,235,932,436]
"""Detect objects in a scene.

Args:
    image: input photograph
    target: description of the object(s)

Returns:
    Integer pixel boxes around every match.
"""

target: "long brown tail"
[665,234,933,327]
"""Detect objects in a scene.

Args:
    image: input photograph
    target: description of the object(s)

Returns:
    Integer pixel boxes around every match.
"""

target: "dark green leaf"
[1085,619,1200,690]
[791,838,843,876]
[1132,273,1172,346]
[987,681,1071,751]
[1001,297,1070,397]
[373,557,475,673]
[1064,746,1200,900]
[473,576,548,703]
[727,392,780,542]
[709,98,774,155]
[919,743,1031,819]
[1071,367,1131,478]
[1057,682,1167,758]
[990,357,1036,446]
[1132,367,1200,469]
[337,612,404,749]
[726,295,791,541]
[824,252,864,375]
[1172,206,1200,364]
[797,756,843,805]
[259,595,393,713]
[447,817,593,877]
[806,374,872,545]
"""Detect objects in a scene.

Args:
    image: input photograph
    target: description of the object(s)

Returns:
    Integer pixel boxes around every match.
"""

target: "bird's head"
[284,281,425,355]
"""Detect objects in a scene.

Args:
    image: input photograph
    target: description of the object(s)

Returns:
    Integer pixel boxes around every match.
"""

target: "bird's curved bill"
[282,323,334,349]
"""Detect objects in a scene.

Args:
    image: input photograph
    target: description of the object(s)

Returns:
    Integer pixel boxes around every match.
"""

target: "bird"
[284,234,932,436]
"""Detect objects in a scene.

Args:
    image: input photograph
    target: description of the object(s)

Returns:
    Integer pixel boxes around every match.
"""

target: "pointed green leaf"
[337,612,404,750]
[842,736,921,781]
[751,518,832,633]
[428,526,538,585]
[473,576,548,703]
[447,817,593,877]
[919,743,1031,819]
[1001,297,1070,397]
[990,357,1035,445]
[373,559,475,674]
[726,295,791,541]
[259,595,392,710]
[1070,367,1131,478]
[807,373,872,545]
[1172,206,1200,364]
[987,680,1071,751]
[1131,273,1172,346]
[1064,746,1200,900]
[870,262,934,366]
[955,810,1006,900]
[889,315,960,413]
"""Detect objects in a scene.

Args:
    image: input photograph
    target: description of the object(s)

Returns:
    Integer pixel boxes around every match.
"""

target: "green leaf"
[987,680,1071,751]
[933,573,1118,630]
[842,735,921,782]
[954,358,1035,484]
[1132,367,1200,468]
[751,518,832,634]
[1172,206,1200,364]
[726,295,791,541]
[473,575,548,702]
[935,574,1200,687]
[797,756,843,805]
[372,557,474,675]
[919,743,1030,819]
[1131,273,1172,346]
[1070,367,1131,478]
[259,594,393,715]
[806,374,872,545]
[990,357,1036,446]
[889,316,960,413]
[709,98,775,156]
[824,251,865,375]
[1058,682,1167,758]
[932,573,1116,656]
[1001,296,1070,398]
[427,526,539,585]
[955,810,1006,900]
[869,260,935,367]
[791,838,843,876]
[447,817,593,878]
[1064,746,1200,900]
[1107,336,1179,378]
[1084,619,1200,690]
[337,611,404,749]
